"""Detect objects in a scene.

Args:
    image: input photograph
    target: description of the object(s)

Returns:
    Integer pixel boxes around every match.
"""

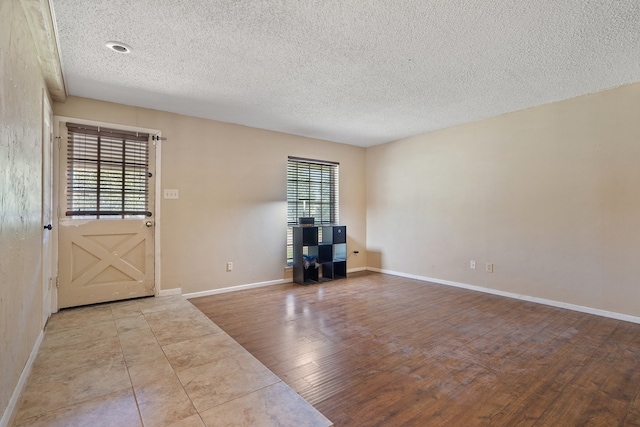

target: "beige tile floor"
[12,296,333,427]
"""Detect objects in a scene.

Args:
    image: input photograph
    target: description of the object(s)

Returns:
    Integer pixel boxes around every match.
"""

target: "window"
[287,157,339,264]
[66,123,150,218]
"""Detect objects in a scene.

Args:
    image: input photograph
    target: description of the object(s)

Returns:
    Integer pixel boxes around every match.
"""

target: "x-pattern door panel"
[58,219,153,308]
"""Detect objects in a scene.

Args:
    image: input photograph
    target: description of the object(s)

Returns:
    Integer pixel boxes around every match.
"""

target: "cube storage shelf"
[293,225,346,285]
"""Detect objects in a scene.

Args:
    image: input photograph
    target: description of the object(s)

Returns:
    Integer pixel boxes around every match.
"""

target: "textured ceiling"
[50,0,640,147]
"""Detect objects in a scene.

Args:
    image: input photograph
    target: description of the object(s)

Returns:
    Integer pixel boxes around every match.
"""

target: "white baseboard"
[1,330,44,427]
[183,278,292,299]
[367,267,640,325]
[183,269,363,300]
[157,288,182,297]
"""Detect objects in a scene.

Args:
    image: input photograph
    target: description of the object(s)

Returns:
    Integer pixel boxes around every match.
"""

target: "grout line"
[136,299,202,426]
[112,302,146,427]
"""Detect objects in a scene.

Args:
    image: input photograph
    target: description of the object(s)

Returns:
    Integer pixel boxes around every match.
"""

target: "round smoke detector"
[106,41,132,54]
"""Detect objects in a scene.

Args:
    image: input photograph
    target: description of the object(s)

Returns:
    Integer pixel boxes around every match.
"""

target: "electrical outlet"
[486,263,493,273]
[470,260,476,269]
[226,262,233,272]
[164,189,179,199]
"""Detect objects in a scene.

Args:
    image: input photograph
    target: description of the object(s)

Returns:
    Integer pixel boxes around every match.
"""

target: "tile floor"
[12,296,332,427]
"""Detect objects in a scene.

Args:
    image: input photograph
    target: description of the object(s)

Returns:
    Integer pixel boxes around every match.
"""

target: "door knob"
[145,221,153,227]
[44,224,52,230]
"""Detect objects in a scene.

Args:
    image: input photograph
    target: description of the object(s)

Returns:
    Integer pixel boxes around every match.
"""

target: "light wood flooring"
[191,271,640,426]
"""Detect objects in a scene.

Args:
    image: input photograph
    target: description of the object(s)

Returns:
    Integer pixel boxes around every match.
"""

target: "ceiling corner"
[20,0,66,102]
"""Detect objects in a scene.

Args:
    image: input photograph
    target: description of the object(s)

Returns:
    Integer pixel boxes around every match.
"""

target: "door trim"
[53,116,163,311]
[42,90,54,324]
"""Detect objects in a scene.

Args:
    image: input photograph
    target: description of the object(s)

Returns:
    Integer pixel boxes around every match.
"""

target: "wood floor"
[190,272,640,426]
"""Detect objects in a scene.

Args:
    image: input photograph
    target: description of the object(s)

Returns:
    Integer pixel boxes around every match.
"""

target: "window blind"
[286,156,339,263]
[66,123,150,218]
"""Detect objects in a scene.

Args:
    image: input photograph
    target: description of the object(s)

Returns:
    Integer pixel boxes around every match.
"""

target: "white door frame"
[52,116,163,311]
[42,91,54,323]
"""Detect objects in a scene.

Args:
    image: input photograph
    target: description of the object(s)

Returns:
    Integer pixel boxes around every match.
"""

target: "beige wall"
[53,97,367,295]
[367,83,640,318]
[0,0,47,420]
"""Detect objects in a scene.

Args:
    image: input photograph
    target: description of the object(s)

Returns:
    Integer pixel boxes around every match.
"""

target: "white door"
[42,94,54,324]
[57,121,155,308]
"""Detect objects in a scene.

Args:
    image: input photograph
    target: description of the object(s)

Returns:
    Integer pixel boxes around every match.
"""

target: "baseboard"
[367,267,640,325]
[1,330,44,427]
[182,269,363,300]
[183,278,293,299]
[157,288,182,297]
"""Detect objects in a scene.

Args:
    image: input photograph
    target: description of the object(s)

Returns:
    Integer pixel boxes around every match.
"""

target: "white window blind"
[286,156,339,264]
[66,123,150,218]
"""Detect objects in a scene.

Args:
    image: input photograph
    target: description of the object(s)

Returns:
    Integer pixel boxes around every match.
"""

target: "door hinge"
[57,205,61,218]
[55,276,60,288]
[55,136,61,149]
